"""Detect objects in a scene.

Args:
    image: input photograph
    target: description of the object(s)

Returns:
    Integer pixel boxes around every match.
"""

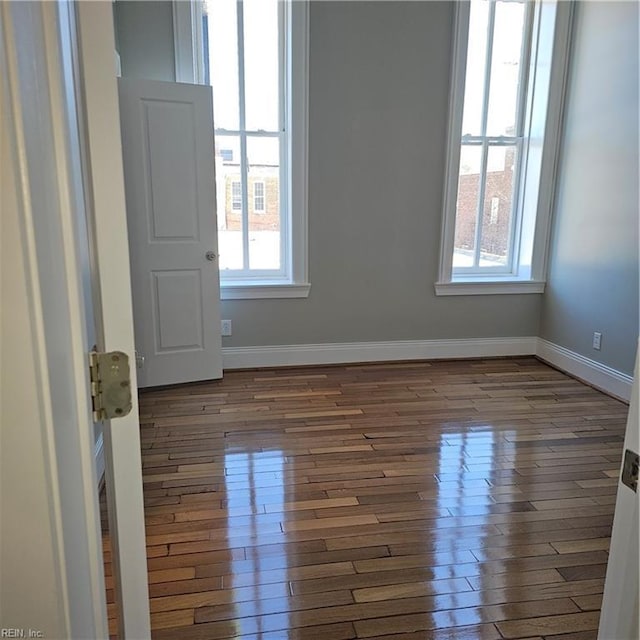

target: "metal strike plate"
[621,448,639,493]
[89,351,132,421]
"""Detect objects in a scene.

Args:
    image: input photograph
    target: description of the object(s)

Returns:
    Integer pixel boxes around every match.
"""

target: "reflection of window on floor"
[224,450,289,635]
[435,429,516,598]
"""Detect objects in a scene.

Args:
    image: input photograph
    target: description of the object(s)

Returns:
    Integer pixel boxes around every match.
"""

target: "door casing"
[1,1,151,637]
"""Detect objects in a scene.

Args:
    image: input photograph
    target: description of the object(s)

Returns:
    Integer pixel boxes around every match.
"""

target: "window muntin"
[453,0,533,275]
[205,0,286,278]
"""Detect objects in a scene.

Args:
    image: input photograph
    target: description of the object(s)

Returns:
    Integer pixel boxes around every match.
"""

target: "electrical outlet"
[592,331,602,350]
[221,319,232,337]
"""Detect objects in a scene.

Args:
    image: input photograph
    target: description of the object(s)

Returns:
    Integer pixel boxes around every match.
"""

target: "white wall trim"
[536,338,633,402]
[222,337,633,402]
[223,336,538,369]
[221,282,311,300]
[435,280,545,296]
[94,433,105,488]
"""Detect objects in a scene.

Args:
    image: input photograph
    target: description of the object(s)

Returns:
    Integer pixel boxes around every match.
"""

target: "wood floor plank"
[357,625,502,640]
[150,609,194,631]
[153,620,357,640]
[194,589,355,623]
[558,564,608,582]
[352,577,474,603]
[572,594,604,611]
[148,576,223,599]
[495,611,601,638]
[465,569,566,591]
[551,538,611,554]
[353,598,580,637]
[101,357,626,639]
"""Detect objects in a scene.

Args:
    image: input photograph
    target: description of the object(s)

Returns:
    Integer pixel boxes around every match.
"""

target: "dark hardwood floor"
[103,356,628,639]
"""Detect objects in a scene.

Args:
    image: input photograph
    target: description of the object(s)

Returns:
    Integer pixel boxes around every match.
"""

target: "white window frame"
[173,1,206,85]
[436,0,574,296]
[174,0,310,300]
[253,180,265,213]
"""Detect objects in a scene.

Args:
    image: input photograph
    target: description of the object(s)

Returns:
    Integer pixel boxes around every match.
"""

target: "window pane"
[243,0,280,132]
[206,0,240,130]
[486,1,526,137]
[253,181,265,212]
[480,145,516,266]
[215,136,244,271]
[453,145,482,268]
[232,181,242,210]
[461,0,490,136]
[247,137,280,270]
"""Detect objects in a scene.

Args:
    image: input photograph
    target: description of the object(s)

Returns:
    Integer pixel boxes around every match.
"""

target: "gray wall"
[540,1,639,376]
[114,1,176,81]
[114,0,542,347]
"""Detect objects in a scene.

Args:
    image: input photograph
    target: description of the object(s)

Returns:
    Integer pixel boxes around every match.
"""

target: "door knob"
[205,251,217,261]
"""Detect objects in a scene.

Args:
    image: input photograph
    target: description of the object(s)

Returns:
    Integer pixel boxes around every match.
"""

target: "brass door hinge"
[89,351,132,421]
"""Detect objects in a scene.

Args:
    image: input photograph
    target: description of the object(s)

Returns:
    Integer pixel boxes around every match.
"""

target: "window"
[254,181,265,213]
[437,0,573,295]
[197,0,310,299]
[231,181,242,211]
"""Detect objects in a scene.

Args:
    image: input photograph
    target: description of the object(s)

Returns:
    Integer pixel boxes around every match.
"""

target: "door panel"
[153,270,205,351]
[145,101,199,240]
[118,78,223,387]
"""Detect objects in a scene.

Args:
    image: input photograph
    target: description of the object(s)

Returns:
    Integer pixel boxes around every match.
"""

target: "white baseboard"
[536,338,633,402]
[222,336,538,370]
[222,336,633,402]
[95,433,105,488]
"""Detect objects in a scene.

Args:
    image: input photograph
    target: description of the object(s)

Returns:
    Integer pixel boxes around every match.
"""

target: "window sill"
[220,282,311,300]
[434,280,546,296]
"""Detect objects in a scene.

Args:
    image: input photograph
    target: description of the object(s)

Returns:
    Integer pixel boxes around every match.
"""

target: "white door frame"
[598,345,639,639]
[75,3,151,635]
[1,1,150,637]
[2,2,109,637]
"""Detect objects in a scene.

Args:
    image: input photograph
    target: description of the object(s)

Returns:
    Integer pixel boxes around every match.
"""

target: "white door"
[598,345,639,639]
[118,78,223,388]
